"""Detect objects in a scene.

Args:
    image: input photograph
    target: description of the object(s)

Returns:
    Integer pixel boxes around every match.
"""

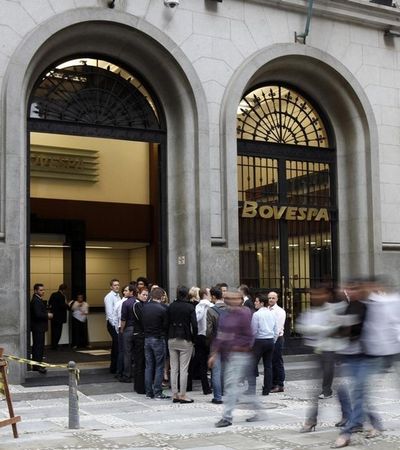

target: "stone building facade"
[0,0,399,381]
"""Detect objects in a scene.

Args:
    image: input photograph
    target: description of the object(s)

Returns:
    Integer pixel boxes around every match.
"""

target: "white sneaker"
[318,393,333,399]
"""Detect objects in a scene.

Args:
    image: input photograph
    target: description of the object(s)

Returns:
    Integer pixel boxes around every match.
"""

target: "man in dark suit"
[30,283,53,374]
[48,284,68,350]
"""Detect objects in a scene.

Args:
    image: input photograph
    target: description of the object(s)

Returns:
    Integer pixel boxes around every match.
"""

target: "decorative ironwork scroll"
[30,59,160,130]
[237,85,329,148]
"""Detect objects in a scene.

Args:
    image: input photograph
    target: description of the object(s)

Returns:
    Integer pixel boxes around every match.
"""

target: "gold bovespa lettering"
[275,206,287,220]
[315,208,329,221]
[297,207,307,221]
[242,201,258,218]
[306,208,319,220]
[285,207,297,220]
[259,205,274,219]
[241,202,330,221]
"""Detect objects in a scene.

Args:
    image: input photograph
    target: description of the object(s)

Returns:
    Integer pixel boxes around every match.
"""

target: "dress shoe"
[246,414,261,422]
[33,366,47,374]
[211,398,223,404]
[180,398,194,404]
[349,425,364,433]
[119,376,132,383]
[270,386,284,393]
[203,388,212,395]
[262,389,269,396]
[172,398,181,403]
[335,418,348,427]
[215,418,232,428]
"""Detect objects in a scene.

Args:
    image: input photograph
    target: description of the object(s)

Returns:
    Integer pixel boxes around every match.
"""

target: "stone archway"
[221,43,381,283]
[0,10,209,382]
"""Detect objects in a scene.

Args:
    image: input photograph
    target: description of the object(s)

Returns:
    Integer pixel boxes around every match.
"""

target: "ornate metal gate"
[237,84,337,334]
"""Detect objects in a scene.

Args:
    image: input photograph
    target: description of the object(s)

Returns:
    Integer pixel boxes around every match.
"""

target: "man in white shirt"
[104,278,121,374]
[268,291,286,393]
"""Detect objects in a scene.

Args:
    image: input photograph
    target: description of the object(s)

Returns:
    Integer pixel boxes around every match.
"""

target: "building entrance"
[27,58,166,351]
[237,84,337,336]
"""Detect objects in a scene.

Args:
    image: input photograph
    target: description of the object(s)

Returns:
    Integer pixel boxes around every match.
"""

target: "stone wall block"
[193,12,230,39]
[212,37,244,70]
[145,5,193,46]
[381,144,400,165]
[210,213,223,239]
[181,34,213,63]
[382,183,400,204]
[363,45,395,69]
[202,80,225,104]
[230,19,258,56]
[355,65,380,88]
[380,163,400,184]
[365,85,398,108]
[22,0,55,23]
[0,25,22,58]
[379,125,400,145]
[341,43,363,73]
[49,0,75,13]
[326,22,351,61]
[380,106,400,127]
[126,0,150,17]
[350,23,379,47]
[1,0,36,34]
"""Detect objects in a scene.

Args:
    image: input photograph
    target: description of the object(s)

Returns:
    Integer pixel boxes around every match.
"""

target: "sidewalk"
[1,370,400,449]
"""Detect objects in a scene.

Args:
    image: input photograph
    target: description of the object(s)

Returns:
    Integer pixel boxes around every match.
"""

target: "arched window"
[30,58,161,130]
[237,85,329,148]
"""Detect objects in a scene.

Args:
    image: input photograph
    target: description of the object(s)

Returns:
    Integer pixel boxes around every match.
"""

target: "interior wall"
[30,133,150,205]
[30,246,147,343]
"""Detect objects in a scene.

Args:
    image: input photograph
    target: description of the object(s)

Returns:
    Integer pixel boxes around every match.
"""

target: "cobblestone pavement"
[1,371,400,450]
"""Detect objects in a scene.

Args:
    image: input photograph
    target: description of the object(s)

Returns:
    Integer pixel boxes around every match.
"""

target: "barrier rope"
[2,355,80,381]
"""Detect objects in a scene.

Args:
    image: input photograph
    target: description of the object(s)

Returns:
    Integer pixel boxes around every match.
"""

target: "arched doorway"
[237,83,337,336]
[28,57,166,351]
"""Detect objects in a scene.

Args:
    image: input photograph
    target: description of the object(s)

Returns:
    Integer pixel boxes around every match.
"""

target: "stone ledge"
[262,0,400,30]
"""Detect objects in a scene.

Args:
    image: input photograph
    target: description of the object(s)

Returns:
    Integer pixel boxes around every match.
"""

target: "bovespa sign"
[241,201,329,221]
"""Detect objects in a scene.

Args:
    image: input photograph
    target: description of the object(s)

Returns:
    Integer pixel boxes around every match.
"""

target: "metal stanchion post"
[68,361,80,429]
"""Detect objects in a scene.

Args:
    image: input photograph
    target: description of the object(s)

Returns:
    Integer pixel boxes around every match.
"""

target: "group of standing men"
[102,277,288,425]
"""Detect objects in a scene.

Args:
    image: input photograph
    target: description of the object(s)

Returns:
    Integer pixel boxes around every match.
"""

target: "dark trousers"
[249,338,274,394]
[117,331,124,376]
[122,326,134,379]
[71,318,89,348]
[51,321,63,349]
[107,320,119,373]
[31,329,45,368]
[195,335,211,394]
[320,351,335,396]
[133,334,145,394]
[272,336,285,387]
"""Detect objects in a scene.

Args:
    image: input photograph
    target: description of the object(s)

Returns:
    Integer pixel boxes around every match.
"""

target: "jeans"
[211,353,223,401]
[248,338,274,394]
[272,336,285,387]
[144,337,166,397]
[339,355,383,435]
[222,352,260,422]
[305,350,336,423]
